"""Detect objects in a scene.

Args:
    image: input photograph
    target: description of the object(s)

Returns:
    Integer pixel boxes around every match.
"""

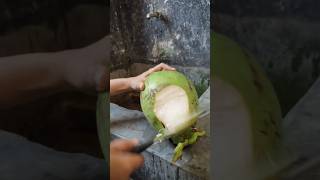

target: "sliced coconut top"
[154,85,192,134]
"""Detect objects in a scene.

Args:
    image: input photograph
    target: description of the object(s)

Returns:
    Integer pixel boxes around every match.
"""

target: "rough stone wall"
[111,0,210,96]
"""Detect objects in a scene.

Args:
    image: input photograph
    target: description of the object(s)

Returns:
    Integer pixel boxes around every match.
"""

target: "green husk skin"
[96,92,109,161]
[140,71,205,161]
[212,33,285,178]
[172,131,206,162]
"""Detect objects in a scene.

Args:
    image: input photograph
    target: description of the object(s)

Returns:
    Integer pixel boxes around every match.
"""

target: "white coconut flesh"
[154,85,192,134]
[213,77,255,179]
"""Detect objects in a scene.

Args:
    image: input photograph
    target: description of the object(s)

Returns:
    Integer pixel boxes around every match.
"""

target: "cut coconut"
[213,77,255,179]
[140,70,205,161]
[154,85,190,134]
[211,32,291,179]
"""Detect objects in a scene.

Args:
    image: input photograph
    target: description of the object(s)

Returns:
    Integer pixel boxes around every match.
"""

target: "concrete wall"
[111,0,210,96]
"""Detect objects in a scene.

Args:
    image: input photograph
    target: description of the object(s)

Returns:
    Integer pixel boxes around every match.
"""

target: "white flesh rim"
[154,85,191,134]
[212,77,255,180]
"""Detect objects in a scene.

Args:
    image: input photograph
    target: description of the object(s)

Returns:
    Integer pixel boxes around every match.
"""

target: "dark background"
[0,0,108,158]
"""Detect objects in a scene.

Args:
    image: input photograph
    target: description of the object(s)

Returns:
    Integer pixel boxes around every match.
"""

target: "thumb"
[123,153,144,172]
[110,139,139,152]
[139,82,145,91]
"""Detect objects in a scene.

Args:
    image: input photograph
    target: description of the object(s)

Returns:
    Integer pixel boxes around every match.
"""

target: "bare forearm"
[110,78,133,96]
[0,50,76,108]
[0,35,110,108]
[109,63,176,96]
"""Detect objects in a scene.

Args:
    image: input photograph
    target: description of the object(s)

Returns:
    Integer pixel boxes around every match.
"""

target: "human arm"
[0,35,110,108]
[110,63,175,96]
[110,139,144,180]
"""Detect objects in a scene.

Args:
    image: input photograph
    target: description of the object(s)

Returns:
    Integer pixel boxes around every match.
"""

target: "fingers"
[139,82,145,91]
[110,146,144,180]
[133,63,175,92]
[123,153,144,172]
[143,63,176,76]
[152,63,176,72]
[110,139,139,152]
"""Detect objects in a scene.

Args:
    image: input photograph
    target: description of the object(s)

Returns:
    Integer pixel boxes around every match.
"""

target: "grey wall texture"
[111,0,210,96]
[111,0,210,67]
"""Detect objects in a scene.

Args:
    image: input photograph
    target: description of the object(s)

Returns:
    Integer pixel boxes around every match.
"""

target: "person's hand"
[110,139,144,180]
[63,35,110,93]
[128,63,176,91]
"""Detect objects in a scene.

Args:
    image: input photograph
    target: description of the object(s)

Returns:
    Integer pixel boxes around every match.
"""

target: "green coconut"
[96,92,109,161]
[140,71,205,162]
[212,32,292,179]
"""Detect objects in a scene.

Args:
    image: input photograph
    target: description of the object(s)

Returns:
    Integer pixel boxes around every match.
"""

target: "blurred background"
[213,1,320,179]
[213,0,320,115]
[0,0,108,158]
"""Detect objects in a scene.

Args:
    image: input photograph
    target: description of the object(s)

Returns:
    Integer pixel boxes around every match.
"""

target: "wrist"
[60,47,107,92]
[44,52,74,92]
[59,49,85,91]
[126,77,135,92]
